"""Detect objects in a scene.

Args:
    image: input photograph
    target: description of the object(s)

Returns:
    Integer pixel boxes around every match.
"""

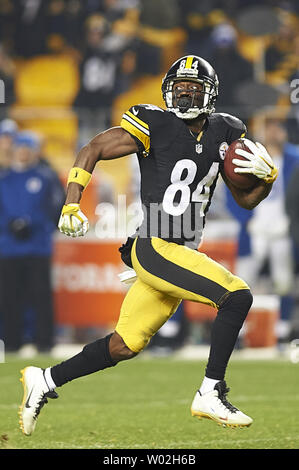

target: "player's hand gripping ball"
[58,203,89,237]
[224,138,278,189]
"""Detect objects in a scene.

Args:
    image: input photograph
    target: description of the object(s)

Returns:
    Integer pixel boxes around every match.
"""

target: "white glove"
[58,203,89,237]
[232,138,278,183]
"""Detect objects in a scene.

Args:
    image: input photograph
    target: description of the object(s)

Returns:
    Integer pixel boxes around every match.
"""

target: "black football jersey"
[121,104,246,248]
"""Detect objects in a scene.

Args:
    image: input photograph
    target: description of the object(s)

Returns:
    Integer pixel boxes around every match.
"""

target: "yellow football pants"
[115,237,249,353]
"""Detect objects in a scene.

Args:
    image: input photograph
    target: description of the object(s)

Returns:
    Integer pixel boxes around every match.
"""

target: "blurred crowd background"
[1,0,299,357]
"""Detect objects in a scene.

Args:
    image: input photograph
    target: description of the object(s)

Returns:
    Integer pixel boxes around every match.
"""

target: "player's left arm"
[221,170,273,210]
[223,138,278,210]
[221,114,278,210]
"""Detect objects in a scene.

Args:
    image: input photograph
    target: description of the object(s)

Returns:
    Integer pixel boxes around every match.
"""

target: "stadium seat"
[15,55,79,106]
[112,75,165,126]
[12,55,80,167]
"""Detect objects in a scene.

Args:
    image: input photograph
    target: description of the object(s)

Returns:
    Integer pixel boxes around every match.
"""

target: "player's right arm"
[58,127,139,237]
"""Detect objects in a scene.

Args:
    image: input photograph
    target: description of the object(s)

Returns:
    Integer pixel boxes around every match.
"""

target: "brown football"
[224,139,259,189]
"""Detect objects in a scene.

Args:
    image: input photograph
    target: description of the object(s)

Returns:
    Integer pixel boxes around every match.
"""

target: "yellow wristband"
[67,167,92,188]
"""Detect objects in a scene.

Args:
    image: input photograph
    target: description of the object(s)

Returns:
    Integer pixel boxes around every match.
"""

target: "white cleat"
[191,380,253,428]
[19,366,58,436]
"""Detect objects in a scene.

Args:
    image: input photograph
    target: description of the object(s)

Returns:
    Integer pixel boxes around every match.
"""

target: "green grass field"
[1,354,299,450]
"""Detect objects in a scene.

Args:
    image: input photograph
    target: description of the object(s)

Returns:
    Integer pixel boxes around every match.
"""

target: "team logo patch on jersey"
[196,143,203,154]
[219,142,229,160]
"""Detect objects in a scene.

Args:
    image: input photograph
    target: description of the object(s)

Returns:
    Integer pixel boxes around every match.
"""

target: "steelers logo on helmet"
[161,55,219,120]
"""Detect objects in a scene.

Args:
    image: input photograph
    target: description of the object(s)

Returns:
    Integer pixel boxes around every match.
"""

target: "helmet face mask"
[162,56,219,120]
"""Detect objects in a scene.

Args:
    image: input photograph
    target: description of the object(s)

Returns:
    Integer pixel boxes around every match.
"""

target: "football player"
[19,55,278,434]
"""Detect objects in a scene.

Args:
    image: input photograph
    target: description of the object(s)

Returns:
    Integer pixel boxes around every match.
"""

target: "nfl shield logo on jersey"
[195,143,203,154]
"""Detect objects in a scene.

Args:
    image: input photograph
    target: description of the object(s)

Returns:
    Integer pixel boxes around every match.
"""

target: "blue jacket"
[0,163,65,257]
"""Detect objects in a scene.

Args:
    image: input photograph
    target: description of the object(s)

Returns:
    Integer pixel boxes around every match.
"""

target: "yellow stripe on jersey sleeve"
[126,110,149,131]
[121,111,150,153]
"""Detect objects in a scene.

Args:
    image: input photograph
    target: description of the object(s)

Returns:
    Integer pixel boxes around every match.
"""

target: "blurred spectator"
[138,0,180,30]
[64,0,87,51]
[22,130,66,222]
[285,152,299,277]
[0,0,15,50]
[226,117,299,345]
[98,0,139,25]
[0,43,16,118]
[14,0,48,57]
[73,13,136,145]
[264,8,299,86]
[137,0,185,74]
[286,163,299,250]
[96,0,139,57]
[0,131,65,353]
[45,0,69,54]
[0,118,18,169]
[206,23,254,121]
[179,0,228,58]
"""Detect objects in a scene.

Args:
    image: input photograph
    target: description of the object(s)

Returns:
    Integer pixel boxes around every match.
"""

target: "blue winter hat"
[211,23,237,47]
[0,119,18,137]
[14,131,41,150]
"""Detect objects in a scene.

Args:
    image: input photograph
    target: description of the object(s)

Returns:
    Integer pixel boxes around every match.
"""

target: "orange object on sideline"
[52,235,127,327]
[244,297,279,347]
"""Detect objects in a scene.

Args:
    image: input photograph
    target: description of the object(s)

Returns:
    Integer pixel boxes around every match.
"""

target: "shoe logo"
[25,389,33,408]
[210,407,228,421]
[132,107,139,116]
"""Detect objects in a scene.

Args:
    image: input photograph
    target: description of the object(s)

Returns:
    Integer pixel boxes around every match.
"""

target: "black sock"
[50,334,117,387]
[205,289,253,380]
